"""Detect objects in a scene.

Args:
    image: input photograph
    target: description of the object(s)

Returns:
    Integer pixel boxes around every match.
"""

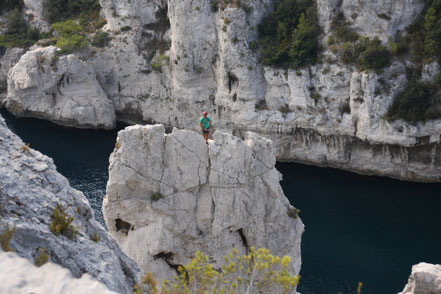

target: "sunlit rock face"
[103,125,304,283]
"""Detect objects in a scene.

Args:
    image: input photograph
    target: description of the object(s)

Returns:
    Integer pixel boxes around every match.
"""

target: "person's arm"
[209,120,211,129]
[200,122,204,130]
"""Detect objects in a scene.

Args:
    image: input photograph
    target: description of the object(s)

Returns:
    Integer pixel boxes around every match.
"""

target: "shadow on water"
[2,108,441,294]
[1,108,127,225]
[277,162,441,294]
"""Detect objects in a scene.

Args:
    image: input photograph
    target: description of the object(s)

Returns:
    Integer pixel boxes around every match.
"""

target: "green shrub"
[92,31,111,47]
[357,37,391,71]
[34,248,49,267]
[258,0,320,69]
[160,248,299,294]
[0,0,24,13]
[43,0,101,24]
[385,78,441,123]
[90,232,101,242]
[151,192,163,201]
[330,12,359,43]
[149,55,170,72]
[121,26,132,32]
[0,224,15,252]
[49,203,77,239]
[0,9,41,48]
[405,0,441,64]
[51,20,87,54]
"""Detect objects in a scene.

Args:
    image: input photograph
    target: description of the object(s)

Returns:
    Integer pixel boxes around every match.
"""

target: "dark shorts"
[202,128,210,134]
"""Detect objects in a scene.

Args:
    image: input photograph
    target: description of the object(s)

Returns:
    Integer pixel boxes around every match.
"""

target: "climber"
[200,111,211,144]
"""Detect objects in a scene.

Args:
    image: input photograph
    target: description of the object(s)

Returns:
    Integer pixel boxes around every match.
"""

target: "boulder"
[399,263,441,294]
[103,125,304,283]
[6,46,116,129]
[0,112,139,293]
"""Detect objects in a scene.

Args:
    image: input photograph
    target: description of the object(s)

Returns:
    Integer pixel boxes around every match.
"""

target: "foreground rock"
[399,263,441,294]
[6,46,115,129]
[0,251,117,294]
[103,125,304,283]
[0,112,139,293]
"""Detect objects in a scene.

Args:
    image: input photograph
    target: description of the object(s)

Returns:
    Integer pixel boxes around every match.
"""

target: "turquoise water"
[2,108,441,294]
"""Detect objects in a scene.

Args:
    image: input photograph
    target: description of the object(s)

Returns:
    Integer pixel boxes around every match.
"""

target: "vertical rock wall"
[103,125,304,282]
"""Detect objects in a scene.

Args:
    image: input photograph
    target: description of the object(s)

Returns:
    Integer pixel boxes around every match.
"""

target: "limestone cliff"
[0,112,140,293]
[399,263,441,294]
[1,0,441,181]
[103,125,304,283]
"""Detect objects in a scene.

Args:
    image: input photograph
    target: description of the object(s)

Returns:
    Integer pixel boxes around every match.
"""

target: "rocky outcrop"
[0,47,25,96]
[0,251,117,294]
[399,263,441,294]
[6,46,116,129]
[103,125,304,282]
[0,112,140,293]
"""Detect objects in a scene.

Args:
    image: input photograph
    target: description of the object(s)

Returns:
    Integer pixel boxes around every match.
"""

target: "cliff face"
[0,112,140,293]
[103,125,304,283]
[2,0,441,181]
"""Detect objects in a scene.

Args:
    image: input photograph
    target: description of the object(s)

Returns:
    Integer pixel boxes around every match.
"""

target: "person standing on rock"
[200,111,211,144]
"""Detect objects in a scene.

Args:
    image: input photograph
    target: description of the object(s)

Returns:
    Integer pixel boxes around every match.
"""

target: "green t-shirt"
[200,117,211,129]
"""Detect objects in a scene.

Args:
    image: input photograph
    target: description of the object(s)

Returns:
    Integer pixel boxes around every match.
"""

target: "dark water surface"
[2,108,441,294]
[277,162,441,294]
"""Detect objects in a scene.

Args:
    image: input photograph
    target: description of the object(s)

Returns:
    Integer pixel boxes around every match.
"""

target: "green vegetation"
[158,248,299,293]
[43,0,101,24]
[51,20,87,54]
[92,31,111,47]
[383,0,441,123]
[49,203,77,240]
[150,191,163,201]
[34,248,50,267]
[257,0,320,69]
[90,232,101,242]
[328,13,390,71]
[385,78,441,123]
[0,224,15,252]
[0,9,41,48]
[149,55,170,72]
[404,0,441,64]
[0,0,24,13]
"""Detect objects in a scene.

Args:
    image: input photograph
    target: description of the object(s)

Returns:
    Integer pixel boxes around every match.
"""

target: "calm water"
[2,108,441,294]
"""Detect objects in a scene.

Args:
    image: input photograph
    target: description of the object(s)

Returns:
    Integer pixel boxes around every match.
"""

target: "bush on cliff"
[257,0,320,69]
[405,0,441,64]
[0,224,15,252]
[91,31,111,48]
[0,0,24,13]
[49,203,77,240]
[385,78,441,123]
[43,0,101,24]
[328,13,391,71]
[51,20,87,54]
[137,248,299,294]
[0,9,41,48]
